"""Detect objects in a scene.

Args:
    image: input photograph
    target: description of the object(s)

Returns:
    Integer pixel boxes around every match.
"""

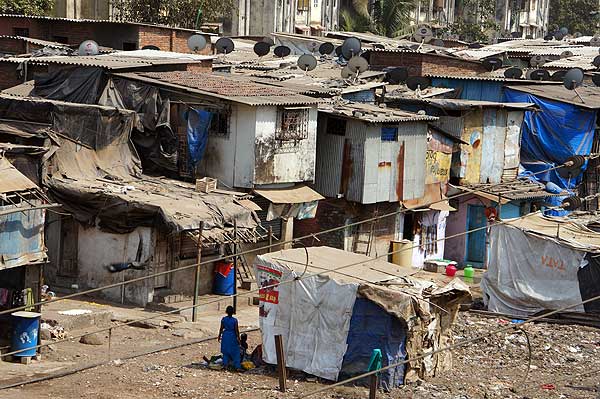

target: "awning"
[237,199,262,211]
[254,185,324,204]
[0,157,38,193]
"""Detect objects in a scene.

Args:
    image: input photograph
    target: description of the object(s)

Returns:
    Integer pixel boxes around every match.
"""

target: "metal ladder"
[352,210,378,256]
[225,243,255,289]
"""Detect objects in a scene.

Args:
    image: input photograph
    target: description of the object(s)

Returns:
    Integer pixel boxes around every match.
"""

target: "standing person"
[218,306,241,370]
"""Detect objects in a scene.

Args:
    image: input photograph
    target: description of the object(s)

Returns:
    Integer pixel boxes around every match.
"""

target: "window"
[209,111,229,137]
[381,126,398,141]
[53,36,68,44]
[13,28,29,37]
[327,117,347,136]
[276,107,309,142]
[122,42,137,51]
[297,0,310,11]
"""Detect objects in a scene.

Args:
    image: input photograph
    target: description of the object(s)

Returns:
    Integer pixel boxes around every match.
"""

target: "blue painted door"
[466,205,486,265]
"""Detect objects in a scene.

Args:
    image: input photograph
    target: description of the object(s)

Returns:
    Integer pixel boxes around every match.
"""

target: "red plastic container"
[445,264,457,277]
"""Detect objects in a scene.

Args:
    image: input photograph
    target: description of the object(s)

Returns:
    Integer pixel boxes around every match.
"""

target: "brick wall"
[185,60,213,72]
[48,21,97,45]
[0,37,26,55]
[293,198,349,249]
[0,17,49,38]
[138,26,211,55]
[369,51,487,76]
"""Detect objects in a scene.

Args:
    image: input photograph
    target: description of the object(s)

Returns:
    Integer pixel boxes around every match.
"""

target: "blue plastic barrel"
[11,311,41,357]
[213,262,235,295]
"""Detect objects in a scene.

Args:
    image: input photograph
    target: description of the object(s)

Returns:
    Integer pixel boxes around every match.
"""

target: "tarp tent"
[482,214,600,316]
[253,247,471,388]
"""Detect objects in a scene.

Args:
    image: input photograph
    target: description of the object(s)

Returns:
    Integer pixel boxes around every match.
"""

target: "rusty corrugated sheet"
[0,204,46,269]
[314,119,345,198]
[399,122,427,201]
[346,120,367,203]
[480,108,505,184]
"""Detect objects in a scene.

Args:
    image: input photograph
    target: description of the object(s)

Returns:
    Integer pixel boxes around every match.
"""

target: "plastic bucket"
[213,262,235,295]
[11,311,41,357]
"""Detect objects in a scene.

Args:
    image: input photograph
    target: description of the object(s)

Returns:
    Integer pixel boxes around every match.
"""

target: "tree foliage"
[548,0,598,35]
[442,0,498,42]
[0,0,53,15]
[111,0,233,28]
[340,0,415,37]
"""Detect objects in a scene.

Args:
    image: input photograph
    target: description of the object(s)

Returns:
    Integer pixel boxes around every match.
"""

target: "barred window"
[276,107,309,142]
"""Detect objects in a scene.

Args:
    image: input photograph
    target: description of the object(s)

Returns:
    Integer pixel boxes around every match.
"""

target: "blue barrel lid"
[11,311,41,318]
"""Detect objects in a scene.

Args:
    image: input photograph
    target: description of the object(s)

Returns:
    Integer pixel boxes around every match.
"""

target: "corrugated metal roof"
[543,56,597,71]
[0,54,208,69]
[0,157,38,193]
[506,84,600,109]
[0,35,69,49]
[319,101,437,123]
[419,99,536,110]
[0,14,214,34]
[113,71,321,106]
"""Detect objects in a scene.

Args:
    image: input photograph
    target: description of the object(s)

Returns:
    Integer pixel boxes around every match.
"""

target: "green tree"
[340,0,415,37]
[443,0,498,42]
[0,0,53,15]
[548,0,598,35]
[111,0,233,29]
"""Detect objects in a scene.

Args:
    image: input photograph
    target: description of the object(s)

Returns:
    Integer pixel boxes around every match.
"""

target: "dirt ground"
[1,311,599,399]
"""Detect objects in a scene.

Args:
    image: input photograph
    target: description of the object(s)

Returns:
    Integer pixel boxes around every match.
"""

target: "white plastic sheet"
[481,224,585,316]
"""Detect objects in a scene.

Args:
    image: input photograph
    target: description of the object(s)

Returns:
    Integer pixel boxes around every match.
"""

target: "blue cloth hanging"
[185,108,213,166]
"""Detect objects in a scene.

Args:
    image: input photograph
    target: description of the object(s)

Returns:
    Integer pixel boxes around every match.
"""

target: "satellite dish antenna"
[553,31,565,40]
[504,67,523,79]
[341,66,353,79]
[273,45,291,58]
[318,42,335,55]
[530,55,546,67]
[341,37,361,59]
[187,34,207,52]
[307,41,320,53]
[262,36,275,46]
[482,57,503,71]
[386,67,408,84]
[563,68,584,89]
[413,25,433,43]
[592,55,600,68]
[590,36,600,46]
[347,56,369,74]
[543,34,553,41]
[560,27,569,35]
[574,32,582,38]
[142,45,160,50]
[592,73,600,87]
[406,76,430,90]
[334,45,343,57]
[528,69,550,81]
[551,70,567,81]
[297,54,317,71]
[432,38,445,47]
[78,40,99,56]
[253,41,271,57]
[215,37,235,54]
[511,31,521,38]
[560,50,574,59]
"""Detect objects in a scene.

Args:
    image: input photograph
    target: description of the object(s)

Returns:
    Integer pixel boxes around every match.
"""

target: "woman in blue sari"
[218,306,241,370]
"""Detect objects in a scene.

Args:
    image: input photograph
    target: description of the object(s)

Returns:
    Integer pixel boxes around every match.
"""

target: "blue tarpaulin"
[431,78,505,101]
[185,108,213,167]
[504,88,597,215]
[340,298,407,391]
[0,206,45,269]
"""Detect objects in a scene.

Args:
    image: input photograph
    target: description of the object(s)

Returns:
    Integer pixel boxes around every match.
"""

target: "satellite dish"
[142,45,160,50]
[347,56,369,73]
[341,66,353,79]
[592,73,600,87]
[468,42,483,49]
[543,34,553,41]
[406,76,431,90]
[215,37,235,54]
[262,36,275,46]
[528,69,550,81]
[574,32,582,38]
[511,31,521,38]
[504,67,523,79]
[187,34,207,52]
[297,54,317,71]
[530,55,546,67]
[78,40,99,56]
[560,27,569,35]
[554,31,565,40]
[274,45,291,58]
[334,46,343,57]
[319,42,335,55]
[307,41,320,53]
[341,37,361,59]
[563,68,584,89]
[413,25,433,43]
[432,38,445,47]
[560,50,574,59]
[482,57,503,71]
[254,41,271,57]
[591,36,600,46]
[386,67,408,84]
[551,70,567,81]
[592,55,600,68]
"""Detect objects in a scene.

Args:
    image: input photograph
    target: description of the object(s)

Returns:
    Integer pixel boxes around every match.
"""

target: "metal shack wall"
[254,106,318,187]
[0,205,46,270]
[314,115,346,198]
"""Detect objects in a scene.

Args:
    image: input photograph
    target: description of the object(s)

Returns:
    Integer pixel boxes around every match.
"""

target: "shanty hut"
[253,247,471,389]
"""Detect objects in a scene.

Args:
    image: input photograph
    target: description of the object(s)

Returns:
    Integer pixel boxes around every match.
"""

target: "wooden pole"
[233,220,238,314]
[274,334,287,392]
[369,374,378,399]
[268,225,273,251]
[192,222,204,322]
